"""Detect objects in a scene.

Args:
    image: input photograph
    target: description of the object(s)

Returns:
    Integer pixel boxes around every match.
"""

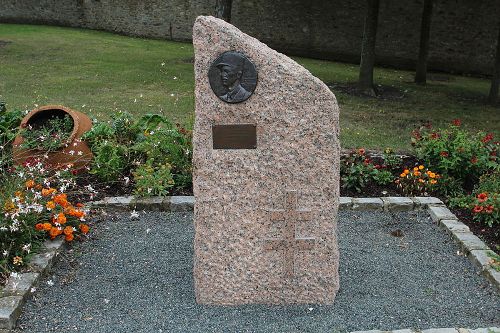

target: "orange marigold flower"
[403,169,410,175]
[46,201,56,210]
[25,179,35,189]
[430,179,437,185]
[63,226,74,236]
[400,173,406,178]
[418,178,425,183]
[14,191,23,198]
[49,227,62,239]
[73,210,85,218]
[35,184,43,190]
[65,233,74,242]
[414,171,421,177]
[472,205,484,214]
[54,193,68,205]
[75,203,84,208]
[41,188,56,196]
[35,223,44,231]
[79,224,90,234]
[43,222,52,231]
[418,165,424,170]
[429,172,436,178]
[57,213,67,224]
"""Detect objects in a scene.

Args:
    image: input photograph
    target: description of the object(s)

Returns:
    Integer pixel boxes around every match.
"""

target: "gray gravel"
[15,210,500,333]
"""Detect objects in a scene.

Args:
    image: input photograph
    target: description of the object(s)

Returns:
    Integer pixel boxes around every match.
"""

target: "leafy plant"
[133,161,174,197]
[0,106,24,169]
[469,171,499,227]
[487,251,500,272]
[395,165,440,196]
[412,119,498,190]
[89,141,128,182]
[20,114,74,152]
[341,148,395,193]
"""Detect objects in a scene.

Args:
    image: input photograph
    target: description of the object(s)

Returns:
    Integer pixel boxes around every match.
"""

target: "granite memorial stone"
[193,16,340,305]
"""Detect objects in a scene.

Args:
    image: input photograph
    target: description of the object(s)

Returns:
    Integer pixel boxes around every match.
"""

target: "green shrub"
[341,148,395,193]
[133,161,174,197]
[412,119,498,190]
[89,142,128,182]
[0,106,23,170]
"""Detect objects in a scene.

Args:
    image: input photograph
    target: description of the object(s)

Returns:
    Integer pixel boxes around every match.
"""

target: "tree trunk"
[215,0,232,23]
[415,0,434,85]
[488,23,500,104]
[358,0,380,96]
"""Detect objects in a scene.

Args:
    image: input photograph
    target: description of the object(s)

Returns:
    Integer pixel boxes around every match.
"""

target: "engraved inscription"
[264,191,315,277]
[212,124,257,149]
[208,51,258,104]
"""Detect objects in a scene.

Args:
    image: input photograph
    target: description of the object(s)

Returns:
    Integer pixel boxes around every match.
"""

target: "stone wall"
[1,0,498,75]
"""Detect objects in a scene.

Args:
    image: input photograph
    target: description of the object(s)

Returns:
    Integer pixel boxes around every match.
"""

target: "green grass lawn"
[1,24,498,152]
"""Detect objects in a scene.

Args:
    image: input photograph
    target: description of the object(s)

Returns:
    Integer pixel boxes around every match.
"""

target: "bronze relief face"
[208,51,258,103]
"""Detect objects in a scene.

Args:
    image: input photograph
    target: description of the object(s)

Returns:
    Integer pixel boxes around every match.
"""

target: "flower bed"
[0,103,498,284]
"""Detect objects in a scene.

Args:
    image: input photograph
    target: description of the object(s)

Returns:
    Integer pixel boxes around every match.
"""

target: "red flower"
[482,133,494,144]
[484,205,494,214]
[374,164,382,169]
[364,158,371,165]
[452,119,461,126]
[412,130,421,140]
[357,148,366,156]
[470,156,478,164]
[472,205,483,213]
[440,151,449,157]
[430,132,440,139]
[477,192,488,202]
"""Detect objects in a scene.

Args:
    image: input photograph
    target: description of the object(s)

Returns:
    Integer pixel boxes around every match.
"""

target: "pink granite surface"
[192,16,340,305]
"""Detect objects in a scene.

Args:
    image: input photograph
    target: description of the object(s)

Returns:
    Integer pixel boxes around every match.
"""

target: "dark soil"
[327,82,406,100]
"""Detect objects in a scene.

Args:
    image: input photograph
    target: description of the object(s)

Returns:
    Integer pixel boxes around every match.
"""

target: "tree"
[358,0,380,96]
[215,0,233,23]
[488,22,500,104]
[415,0,434,85]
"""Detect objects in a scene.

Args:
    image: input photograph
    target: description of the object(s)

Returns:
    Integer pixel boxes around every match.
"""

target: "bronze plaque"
[212,124,257,149]
[208,51,258,104]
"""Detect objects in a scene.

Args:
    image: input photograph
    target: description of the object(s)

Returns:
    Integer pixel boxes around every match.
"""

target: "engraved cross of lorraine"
[264,190,316,277]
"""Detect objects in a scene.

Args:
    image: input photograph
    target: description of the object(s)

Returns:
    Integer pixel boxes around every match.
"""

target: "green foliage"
[469,171,499,227]
[85,111,192,194]
[20,114,74,152]
[0,105,24,169]
[412,120,498,190]
[89,142,128,182]
[133,161,174,197]
[395,165,440,196]
[340,148,395,193]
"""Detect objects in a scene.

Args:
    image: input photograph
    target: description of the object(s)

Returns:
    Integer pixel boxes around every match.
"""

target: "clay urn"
[12,105,93,169]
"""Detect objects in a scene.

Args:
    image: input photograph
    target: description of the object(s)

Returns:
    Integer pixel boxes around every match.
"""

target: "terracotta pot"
[12,105,93,169]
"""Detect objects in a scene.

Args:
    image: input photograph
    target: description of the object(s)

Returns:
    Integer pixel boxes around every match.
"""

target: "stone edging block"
[381,197,414,212]
[352,198,384,211]
[349,328,499,333]
[0,239,66,329]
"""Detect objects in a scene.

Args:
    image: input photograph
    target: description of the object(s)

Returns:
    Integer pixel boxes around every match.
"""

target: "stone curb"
[89,195,500,292]
[350,328,500,333]
[0,239,66,329]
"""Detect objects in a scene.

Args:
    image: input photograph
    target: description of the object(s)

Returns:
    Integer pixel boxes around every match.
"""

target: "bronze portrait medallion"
[208,51,258,104]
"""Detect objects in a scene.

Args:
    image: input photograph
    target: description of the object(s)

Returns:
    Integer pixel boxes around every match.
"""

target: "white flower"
[140,94,143,98]
[134,98,137,103]
[30,287,36,293]
[2,250,7,256]
[123,177,130,185]
[22,243,31,254]
[77,151,83,156]
[146,228,151,234]
[69,150,75,155]
[170,93,175,97]
[10,272,20,279]
[161,62,165,66]
[130,210,139,219]
[47,280,54,286]
[173,76,177,80]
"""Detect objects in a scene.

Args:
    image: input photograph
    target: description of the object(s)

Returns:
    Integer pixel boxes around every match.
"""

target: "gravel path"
[14,210,500,333]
